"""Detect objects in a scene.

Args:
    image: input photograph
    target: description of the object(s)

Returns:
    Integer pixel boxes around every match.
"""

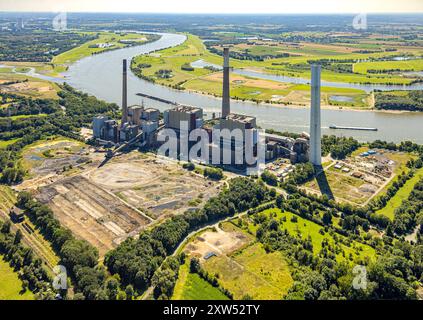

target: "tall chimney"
[310,65,322,166]
[122,59,128,125]
[222,47,230,118]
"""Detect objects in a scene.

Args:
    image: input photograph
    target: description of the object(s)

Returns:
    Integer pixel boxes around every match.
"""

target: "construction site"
[15,136,223,256]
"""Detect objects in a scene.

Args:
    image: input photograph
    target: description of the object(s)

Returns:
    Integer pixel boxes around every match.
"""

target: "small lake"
[329,96,354,102]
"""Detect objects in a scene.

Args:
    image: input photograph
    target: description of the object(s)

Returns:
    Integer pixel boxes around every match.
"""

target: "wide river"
[62,33,423,144]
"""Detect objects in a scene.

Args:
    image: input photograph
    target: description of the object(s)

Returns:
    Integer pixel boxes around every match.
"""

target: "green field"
[0,257,34,300]
[246,209,376,263]
[52,31,152,74]
[131,33,423,108]
[0,138,20,149]
[172,263,229,300]
[376,167,423,220]
[202,242,293,300]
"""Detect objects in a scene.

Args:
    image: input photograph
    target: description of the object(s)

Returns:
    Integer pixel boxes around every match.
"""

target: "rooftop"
[225,113,256,124]
[170,105,202,113]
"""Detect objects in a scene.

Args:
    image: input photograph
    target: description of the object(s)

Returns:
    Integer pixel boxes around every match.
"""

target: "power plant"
[92,48,316,170]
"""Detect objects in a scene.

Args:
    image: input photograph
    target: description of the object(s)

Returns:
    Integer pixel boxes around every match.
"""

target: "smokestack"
[310,65,322,166]
[222,47,230,118]
[122,59,128,125]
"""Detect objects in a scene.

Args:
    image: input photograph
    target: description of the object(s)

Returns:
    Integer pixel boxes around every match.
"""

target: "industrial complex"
[92,47,319,171]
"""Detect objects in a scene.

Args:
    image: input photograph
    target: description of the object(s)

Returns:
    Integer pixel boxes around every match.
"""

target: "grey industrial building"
[92,48,315,169]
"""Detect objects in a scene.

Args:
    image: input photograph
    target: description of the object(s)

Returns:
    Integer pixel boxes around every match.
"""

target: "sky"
[1,0,423,14]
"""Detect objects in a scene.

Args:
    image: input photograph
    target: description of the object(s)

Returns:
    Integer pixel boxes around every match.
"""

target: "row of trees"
[0,221,55,299]
[375,91,423,112]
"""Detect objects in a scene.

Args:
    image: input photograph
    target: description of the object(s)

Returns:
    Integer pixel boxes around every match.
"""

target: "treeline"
[0,30,96,62]
[392,177,423,235]
[206,44,289,61]
[0,93,60,117]
[189,257,233,299]
[105,177,270,292]
[0,221,55,299]
[375,91,423,112]
[0,84,118,185]
[16,192,137,300]
[322,135,361,159]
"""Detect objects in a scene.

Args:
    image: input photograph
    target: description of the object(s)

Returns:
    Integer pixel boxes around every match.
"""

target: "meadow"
[202,242,293,300]
[0,257,34,300]
[376,167,423,220]
[172,263,229,300]
[52,32,152,74]
[244,209,376,263]
[132,33,422,108]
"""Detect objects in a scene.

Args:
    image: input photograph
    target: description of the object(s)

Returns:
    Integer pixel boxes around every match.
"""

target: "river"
[58,33,423,144]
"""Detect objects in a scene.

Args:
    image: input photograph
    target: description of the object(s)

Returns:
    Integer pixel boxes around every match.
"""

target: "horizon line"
[1,11,423,15]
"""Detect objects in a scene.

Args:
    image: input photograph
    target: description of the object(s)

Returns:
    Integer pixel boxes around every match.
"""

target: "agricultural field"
[0,257,34,300]
[302,149,416,206]
[172,262,229,300]
[132,32,422,109]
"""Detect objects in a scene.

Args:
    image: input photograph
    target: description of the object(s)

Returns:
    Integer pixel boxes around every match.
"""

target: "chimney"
[222,47,230,118]
[122,59,128,125]
[310,65,322,166]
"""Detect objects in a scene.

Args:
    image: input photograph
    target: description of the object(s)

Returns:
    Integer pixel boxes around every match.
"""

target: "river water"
[60,33,423,144]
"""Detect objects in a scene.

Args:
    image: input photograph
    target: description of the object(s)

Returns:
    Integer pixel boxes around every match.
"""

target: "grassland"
[245,209,376,263]
[52,31,151,74]
[376,167,423,220]
[133,34,371,108]
[0,138,20,149]
[202,242,293,300]
[0,257,34,300]
[172,263,229,300]
[0,72,60,99]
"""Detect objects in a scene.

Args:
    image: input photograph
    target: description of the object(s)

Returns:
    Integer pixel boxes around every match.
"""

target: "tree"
[322,212,332,226]
[190,258,201,274]
[261,171,278,186]
[125,285,134,300]
[14,229,23,244]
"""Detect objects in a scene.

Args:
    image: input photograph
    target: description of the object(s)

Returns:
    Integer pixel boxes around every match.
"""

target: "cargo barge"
[329,125,378,131]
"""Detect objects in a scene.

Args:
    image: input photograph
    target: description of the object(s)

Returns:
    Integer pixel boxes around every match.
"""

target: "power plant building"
[164,105,203,132]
